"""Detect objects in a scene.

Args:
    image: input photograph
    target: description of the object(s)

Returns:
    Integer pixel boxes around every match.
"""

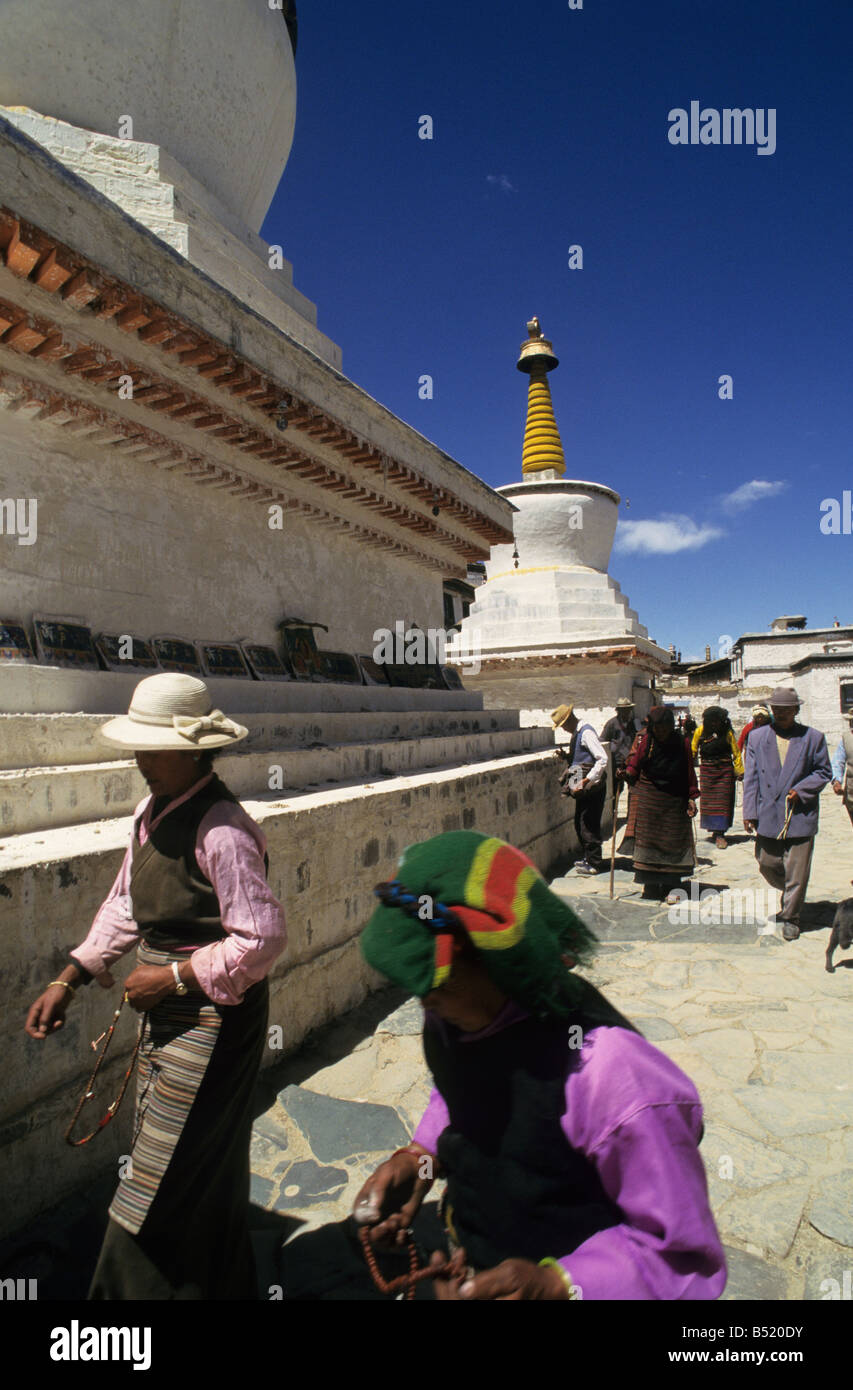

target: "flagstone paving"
[4,800,851,1300]
[252,798,853,1301]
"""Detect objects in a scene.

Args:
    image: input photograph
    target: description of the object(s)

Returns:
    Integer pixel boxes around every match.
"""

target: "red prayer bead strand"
[358,1225,454,1299]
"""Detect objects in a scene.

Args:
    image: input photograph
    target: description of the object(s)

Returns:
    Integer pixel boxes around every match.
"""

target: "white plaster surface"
[0,409,447,674]
[0,107,340,368]
[490,479,620,575]
[0,0,297,234]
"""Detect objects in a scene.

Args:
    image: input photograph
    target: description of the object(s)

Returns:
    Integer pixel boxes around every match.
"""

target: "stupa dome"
[0,0,297,233]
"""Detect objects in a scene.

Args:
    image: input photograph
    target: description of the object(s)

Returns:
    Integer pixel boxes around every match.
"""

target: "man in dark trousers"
[551,703,608,876]
[743,686,832,941]
[600,698,638,781]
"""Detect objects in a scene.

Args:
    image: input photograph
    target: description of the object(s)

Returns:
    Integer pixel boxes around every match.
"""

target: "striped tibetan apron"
[109,942,223,1235]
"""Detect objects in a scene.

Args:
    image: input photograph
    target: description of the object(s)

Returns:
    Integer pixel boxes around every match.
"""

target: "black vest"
[424,980,638,1270]
[130,775,242,949]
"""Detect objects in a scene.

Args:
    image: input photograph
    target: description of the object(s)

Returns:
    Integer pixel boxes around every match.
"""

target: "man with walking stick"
[600,699,637,896]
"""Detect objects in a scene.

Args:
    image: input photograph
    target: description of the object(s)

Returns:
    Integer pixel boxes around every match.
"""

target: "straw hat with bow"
[100,674,248,750]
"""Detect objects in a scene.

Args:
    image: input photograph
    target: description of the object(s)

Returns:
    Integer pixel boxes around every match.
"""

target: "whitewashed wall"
[0,416,442,656]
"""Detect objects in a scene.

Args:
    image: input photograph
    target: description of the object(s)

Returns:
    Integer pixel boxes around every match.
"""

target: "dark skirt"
[88,947,269,1300]
[698,758,736,831]
[631,773,695,882]
[618,786,637,855]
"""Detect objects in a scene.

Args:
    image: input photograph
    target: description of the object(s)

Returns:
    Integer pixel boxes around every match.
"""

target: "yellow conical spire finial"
[516,317,566,478]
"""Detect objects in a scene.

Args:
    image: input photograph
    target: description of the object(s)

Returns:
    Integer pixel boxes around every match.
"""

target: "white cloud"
[486,174,516,193]
[721,479,787,509]
[614,514,724,555]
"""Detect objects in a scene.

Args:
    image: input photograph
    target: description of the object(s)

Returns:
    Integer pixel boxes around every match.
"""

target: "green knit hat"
[360,831,598,1019]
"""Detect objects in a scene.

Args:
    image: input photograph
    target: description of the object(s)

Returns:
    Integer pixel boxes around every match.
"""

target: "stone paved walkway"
[252,793,853,1301]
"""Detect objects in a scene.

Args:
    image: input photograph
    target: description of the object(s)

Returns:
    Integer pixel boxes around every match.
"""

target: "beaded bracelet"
[539,1257,580,1299]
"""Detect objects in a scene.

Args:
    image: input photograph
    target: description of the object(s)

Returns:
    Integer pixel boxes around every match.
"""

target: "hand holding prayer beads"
[352,1145,435,1247]
[122,963,178,1012]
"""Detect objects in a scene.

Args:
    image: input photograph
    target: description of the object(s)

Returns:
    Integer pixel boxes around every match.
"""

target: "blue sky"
[264,0,852,660]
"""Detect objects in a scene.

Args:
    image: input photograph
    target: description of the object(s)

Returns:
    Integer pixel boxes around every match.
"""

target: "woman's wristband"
[47,979,75,995]
[68,953,93,985]
[539,1257,581,1299]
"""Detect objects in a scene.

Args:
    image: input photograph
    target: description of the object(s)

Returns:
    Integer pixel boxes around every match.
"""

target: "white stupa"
[0,0,338,366]
[449,318,670,724]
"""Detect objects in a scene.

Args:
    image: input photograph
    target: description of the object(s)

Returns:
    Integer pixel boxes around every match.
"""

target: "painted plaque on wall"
[32,614,99,671]
[280,627,321,680]
[357,654,390,686]
[95,634,161,674]
[316,651,363,685]
[384,663,446,690]
[240,643,294,681]
[151,636,203,675]
[0,619,37,664]
[196,641,252,679]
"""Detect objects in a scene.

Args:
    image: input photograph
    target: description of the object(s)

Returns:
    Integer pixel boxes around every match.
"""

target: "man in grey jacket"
[743,686,832,941]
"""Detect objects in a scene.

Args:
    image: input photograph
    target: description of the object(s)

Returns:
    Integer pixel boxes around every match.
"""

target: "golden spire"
[516,317,566,477]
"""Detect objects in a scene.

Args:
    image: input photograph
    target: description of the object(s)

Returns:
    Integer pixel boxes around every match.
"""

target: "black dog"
[825,898,853,973]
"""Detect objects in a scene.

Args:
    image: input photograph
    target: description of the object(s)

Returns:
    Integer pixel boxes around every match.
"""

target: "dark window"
[841,684,853,714]
[443,591,456,629]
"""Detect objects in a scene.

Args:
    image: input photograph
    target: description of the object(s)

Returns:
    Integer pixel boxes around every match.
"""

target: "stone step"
[0,727,554,836]
[0,708,525,771]
[0,666,484,718]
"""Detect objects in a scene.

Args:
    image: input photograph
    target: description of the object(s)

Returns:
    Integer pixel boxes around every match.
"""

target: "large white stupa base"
[447,475,670,726]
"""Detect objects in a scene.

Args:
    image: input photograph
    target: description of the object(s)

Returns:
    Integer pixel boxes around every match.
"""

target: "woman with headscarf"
[279,831,725,1300]
[624,706,699,903]
[310,830,724,1301]
[24,673,287,1299]
[691,706,744,849]
[738,704,772,754]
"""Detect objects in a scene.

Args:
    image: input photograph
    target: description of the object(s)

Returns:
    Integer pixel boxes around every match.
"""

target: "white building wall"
[0,415,442,656]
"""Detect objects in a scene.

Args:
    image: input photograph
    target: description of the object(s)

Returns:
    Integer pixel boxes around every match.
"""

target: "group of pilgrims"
[554,697,800,905]
[20,672,849,1300]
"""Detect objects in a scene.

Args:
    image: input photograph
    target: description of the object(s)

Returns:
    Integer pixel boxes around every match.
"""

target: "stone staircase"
[0,709,553,837]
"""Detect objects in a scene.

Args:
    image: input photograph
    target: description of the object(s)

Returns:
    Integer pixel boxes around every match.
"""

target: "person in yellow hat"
[24,673,287,1299]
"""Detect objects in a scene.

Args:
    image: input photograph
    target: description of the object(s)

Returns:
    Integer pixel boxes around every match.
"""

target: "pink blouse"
[71,775,287,1005]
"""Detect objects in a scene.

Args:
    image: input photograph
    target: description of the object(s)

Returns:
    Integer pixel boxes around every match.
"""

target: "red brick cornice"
[0,207,512,567]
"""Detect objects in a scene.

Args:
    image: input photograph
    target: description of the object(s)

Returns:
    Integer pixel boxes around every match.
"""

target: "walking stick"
[609,776,621,900]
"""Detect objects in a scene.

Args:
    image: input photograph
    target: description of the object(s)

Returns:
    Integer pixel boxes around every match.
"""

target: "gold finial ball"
[517,316,559,374]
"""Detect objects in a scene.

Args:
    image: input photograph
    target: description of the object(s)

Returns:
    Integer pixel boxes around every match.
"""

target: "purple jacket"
[742,722,831,837]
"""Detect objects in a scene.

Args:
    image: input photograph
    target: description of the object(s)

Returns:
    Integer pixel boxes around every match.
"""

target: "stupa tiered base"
[448,474,670,725]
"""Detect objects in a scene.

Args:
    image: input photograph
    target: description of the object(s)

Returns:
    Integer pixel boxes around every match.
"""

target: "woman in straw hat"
[24,673,287,1299]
